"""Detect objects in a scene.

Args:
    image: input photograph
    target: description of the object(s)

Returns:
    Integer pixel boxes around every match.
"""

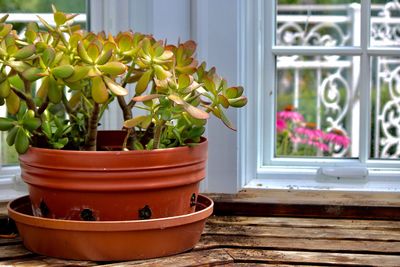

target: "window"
[239,0,400,191]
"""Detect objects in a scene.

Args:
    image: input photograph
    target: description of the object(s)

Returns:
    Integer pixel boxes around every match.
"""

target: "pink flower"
[324,131,350,148]
[277,110,304,122]
[276,119,287,132]
[295,126,324,140]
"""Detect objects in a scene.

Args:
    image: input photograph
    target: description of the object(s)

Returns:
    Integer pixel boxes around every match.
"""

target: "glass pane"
[276,0,360,47]
[371,56,400,159]
[0,0,87,166]
[275,55,359,158]
[371,0,400,47]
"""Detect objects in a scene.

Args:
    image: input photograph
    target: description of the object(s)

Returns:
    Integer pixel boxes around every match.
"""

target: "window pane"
[275,55,359,158]
[371,56,400,159]
[0,0,87,166]
[276,0,360,47]
[371,0,400,47]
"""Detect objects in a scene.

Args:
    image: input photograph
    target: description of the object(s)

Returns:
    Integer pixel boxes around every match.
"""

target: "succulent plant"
[0,6,247,153]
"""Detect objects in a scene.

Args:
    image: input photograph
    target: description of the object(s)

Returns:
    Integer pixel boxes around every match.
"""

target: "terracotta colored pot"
[19,131,208,221]
[8,194,213,261]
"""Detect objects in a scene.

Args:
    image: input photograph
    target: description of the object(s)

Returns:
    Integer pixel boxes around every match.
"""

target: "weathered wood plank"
[0,256,97,266]
[207,216,400,230]
[196,235,400,254]
[226,248,400,266]
[101,248,234,267]
[0,244,32,260]
[204,224,400,241]
[0,237,21,246]
[208,189,400,206]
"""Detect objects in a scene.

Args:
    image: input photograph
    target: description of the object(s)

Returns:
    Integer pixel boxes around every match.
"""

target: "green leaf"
[52,65,74,79]
[77,42,93,64]
[0,24,12,38]
[42,47,56,67]
[47,77,61,103]
[132,94,161,102]
[23,117,41,131]
[65,65,91,83]
[21,67,43,82]
[37,15,55,31]
[91,76,109,104]
[95,49,113,65]
[178,74,191,89]
[0,80,10,98]
[218,94,230,108]
[15,127,30,154]
[228,96,247,108]
[0,117,15,131]
[153,65,171,80]
[37,77,49,99]
[97,62,127,76]
[5,90,20,115]
[118,33,133,52]
[135,70,152,95]
[54,11,67,26]
[87,43,100,62]
[6,126,18,146]
[168,94,209,120]
[123,115,147,128]
[103,76,128,96]
[0,14,9,23]
[13,44,36,60]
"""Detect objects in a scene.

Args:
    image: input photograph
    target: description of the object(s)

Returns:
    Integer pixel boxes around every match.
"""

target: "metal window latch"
[317,167,369,179]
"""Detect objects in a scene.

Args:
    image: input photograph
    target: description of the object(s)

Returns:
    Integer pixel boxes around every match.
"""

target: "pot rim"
[25,136,208,156]
[8,195,213,231]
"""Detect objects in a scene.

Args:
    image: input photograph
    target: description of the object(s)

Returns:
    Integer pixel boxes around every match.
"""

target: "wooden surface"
[1,215,400,266]
[1,190,400,266]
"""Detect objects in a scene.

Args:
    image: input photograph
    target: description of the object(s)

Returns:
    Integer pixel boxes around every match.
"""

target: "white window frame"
[239,0,400,192]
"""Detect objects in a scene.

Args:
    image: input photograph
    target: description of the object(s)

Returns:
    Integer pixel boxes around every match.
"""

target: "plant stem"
[83,102,100,151]
[153,120,165,149]
[11,88,36,112]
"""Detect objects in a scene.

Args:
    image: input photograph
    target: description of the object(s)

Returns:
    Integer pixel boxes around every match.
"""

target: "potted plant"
[0,7,247,221]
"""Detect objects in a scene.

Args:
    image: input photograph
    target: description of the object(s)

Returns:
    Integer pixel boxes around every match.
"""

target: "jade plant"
[0,6,247,153]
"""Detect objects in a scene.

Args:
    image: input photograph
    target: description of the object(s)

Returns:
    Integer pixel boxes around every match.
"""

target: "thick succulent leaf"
[8,75,24,91]
[7,61,30,73]
[23,117,41,131]
[0,79,10,98]
[97,62,127,76]
[103,76,128,96]
[42,47,56,67]
[22,67,43,81]
[6,126,18,146]
[77,42,93,64]
[91,76,109,104]
[135,70,152,95]
[66,66,91,83]
[132,94,161,102]
[153,65,170,80]
[36,77,49,99]
[95,49,113,65]
[218,94,230,108]
[5,90,20,115]
[228,96,248,108]
[47,77,61,103]
[178,74,192,90]
[54,11,67,26]
[118,33,133,52]
[123,115,147,128]
[52,65,74,79]
[13,44,36,60]
[0,14,9,23]
[156,50,173,61]
[219,107,236,131]
[225,86,244,98]
[87,43,100,62]
[68,91,81,110]
[0,117,15,131]
[37,15,55,31]
[0,24,12,38]
[168,94,209,120]
[15,127,30,154]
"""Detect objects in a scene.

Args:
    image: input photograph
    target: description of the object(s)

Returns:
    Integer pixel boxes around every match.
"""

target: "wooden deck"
[1,190,400,266]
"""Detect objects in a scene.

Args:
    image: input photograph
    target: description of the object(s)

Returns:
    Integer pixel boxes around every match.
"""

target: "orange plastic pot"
[19,131,208,221]
[8,194,213,261]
